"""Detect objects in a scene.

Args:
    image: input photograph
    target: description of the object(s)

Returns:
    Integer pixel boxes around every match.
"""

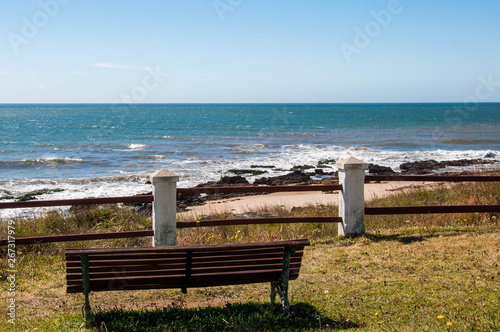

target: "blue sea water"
[0,103,499,213]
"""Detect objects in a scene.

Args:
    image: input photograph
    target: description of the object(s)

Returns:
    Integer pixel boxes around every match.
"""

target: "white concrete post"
[337,156,369,236]
[150,169,179,247]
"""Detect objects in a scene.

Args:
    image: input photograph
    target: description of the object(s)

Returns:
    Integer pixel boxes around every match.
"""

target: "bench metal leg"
[81,255,94,327]
[270,247,292,314]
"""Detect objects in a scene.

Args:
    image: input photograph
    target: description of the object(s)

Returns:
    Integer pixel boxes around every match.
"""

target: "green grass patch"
[92,302,357,332]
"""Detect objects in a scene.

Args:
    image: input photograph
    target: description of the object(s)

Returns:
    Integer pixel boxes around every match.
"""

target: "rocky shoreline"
[162,157,498,212]
[1,157,498,213]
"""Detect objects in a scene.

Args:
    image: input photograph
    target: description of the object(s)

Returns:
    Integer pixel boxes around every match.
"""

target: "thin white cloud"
[91,62,153,71]
[37,84,46,90]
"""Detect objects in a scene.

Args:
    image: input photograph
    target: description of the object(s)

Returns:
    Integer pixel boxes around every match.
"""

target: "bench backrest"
[66,239,310,294]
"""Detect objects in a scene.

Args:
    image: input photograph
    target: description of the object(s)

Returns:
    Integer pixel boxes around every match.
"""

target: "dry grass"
[1,227,498,331]
[366,172,500,233]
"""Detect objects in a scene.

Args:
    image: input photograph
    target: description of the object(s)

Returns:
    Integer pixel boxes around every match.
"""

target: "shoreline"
[173,158,498,215]
[1,157,498,220]
[177,181,445,219]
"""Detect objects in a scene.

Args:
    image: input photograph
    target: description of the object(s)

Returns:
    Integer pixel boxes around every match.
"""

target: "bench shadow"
[92,301,361,331]
[363,233,426,244]
[314,233,426,246]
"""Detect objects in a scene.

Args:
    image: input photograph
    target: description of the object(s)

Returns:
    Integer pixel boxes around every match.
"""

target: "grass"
[0,172,499,331]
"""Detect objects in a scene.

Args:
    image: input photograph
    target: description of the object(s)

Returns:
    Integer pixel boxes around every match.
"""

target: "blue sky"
[1,0,500,103]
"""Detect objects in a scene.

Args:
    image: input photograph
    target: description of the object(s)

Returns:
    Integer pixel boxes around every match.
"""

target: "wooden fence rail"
[0,195,154,210]
[1,161,498,247]
[0,230,154,247]
[365,205,500,215]
[365,175,500,182]
[1,175,498,210]
[0,217,342,247]
[0,185,343,210]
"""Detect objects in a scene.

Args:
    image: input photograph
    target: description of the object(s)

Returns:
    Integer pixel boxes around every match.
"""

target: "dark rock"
[399,160,442,174]
[253,171,311,186]
[399,159,494,174]
[368,164,396,175]
[0,190,14,200]
[228,169,268,176]
[290,165,315,171]
[15,188,65,201]
[484,152,496,158]
[197,176,249,187]
[18,195,37,201]
[317,158,336,165]
[441,159,492,167]
[250,165,276,169]
[219,176,249,185]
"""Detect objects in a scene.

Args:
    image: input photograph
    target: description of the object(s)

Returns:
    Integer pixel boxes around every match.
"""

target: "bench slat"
[67,257,187,268]
[67,262,304,282]
[67,268,295,293]
[68,249,301,264]
[67,266,303,288]
[67,247,285,262]
[68,269,297,293]
[66,252,187,261]
[66,251,303,272]
[66,254,303,276]
[67,258,303,282]
[65,239,309,255]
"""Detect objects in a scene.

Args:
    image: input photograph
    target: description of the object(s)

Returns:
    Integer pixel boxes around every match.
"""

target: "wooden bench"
[66,239,310,323]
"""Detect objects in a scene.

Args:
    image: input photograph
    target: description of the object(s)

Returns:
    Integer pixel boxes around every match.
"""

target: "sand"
[178,181,444,218]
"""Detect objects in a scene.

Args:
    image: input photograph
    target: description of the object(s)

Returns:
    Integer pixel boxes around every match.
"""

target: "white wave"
[1,145,498,220]
[132,155,166,160]
[127,144,148,150]
[0,175,152,220]
[21,157,84,163]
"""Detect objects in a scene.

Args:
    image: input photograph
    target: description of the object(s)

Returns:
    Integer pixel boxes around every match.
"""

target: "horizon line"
[1,101,500,105]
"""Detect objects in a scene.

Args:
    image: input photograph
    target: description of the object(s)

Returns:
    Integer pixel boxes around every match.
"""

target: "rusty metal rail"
[0,217,341,246]
[177,184,342,195]
[177,216,342,228]
[365,205,500,215]
[0,230,154,247]
[1,177,498,209]
[0,185,342,210]
[0,195,154,210]
[365,175,500,182]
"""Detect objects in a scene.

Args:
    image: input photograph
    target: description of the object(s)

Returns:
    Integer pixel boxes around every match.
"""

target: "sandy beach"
[178,181,444,218]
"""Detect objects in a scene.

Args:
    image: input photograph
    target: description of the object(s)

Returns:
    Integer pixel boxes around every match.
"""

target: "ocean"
[1,103,499,217]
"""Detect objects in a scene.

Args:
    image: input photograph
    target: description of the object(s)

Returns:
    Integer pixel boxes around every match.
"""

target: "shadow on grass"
[364,233,426,244]
[315,228,480,247]
[92,301,361,331]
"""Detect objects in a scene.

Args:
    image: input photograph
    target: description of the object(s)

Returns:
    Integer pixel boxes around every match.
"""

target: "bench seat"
[66,239,310,324]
